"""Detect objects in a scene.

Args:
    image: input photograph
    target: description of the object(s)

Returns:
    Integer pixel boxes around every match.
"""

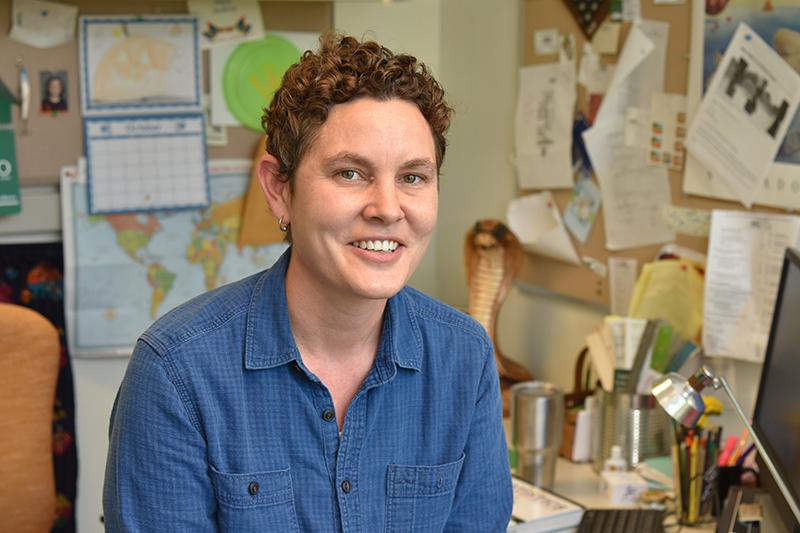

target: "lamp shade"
[651,370,709,428]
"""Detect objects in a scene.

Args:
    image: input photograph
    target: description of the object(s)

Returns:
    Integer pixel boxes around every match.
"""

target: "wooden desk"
[550,458,715,532]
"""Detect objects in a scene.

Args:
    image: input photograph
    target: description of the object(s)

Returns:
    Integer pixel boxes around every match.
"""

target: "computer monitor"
[752,247,800,531]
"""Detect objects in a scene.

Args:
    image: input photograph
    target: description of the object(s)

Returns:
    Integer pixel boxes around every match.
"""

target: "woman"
[41,76,67,112]
[103,33,512,532]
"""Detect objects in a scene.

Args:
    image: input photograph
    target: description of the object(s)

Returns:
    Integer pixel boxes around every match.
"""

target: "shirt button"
[248,481,260,496]
[322,409,335,422]
[341,479,352,493]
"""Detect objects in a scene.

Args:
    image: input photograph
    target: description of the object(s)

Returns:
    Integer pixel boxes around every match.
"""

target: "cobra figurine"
[465,219,534,415]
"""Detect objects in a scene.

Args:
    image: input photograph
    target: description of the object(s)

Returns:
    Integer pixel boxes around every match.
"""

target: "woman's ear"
[257,153,291,220]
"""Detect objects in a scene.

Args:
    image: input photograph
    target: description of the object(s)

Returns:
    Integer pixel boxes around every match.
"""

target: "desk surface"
[550,458,715,532]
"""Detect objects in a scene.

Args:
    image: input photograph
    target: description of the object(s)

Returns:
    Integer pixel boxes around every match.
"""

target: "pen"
[736,443,756,466]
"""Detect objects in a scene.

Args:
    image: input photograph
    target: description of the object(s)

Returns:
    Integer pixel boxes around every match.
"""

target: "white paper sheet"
[623,317,648,370]
[203,95,227,146]
[578,42,614,94]
[583,20,675,250]
[507,192,581,265]
[609,257,638,316]
[703,210,800,362]
[187,0,265,48]
[514,35,576,190]
[584,121,675,250]
[624,107,650,148]
[686,23,800,208]
[622,0,641,23]
[595,21,668,125]
[79,15,202,115]
[210,31,319,127]
[684,0,800,210]
[8,0,78,48]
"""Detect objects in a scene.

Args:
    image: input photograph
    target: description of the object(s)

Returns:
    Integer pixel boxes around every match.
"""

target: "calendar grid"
[85,114,210,214]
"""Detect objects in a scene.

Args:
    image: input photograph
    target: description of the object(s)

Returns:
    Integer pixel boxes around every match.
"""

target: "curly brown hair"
[262,33,453,183]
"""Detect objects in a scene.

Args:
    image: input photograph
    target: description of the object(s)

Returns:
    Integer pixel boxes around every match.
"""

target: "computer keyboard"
[576,508,664,533]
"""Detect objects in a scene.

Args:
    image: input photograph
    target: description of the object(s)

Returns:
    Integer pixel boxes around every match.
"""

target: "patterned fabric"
[104,248,513,532]
[0,242,77,532]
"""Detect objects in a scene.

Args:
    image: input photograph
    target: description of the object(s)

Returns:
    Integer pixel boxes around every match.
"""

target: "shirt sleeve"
[444,340,513,532]
[103,340,217,532]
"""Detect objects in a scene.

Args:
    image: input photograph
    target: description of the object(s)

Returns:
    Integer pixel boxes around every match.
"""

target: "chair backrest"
[0,303,59,533]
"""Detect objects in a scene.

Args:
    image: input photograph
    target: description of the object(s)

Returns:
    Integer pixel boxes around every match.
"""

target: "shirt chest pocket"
[209,465,300,532]
[385,453,465,533]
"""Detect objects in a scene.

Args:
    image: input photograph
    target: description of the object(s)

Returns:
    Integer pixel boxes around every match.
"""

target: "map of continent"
[65,164,287,356]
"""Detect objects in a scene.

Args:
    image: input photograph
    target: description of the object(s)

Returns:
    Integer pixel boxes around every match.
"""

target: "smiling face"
[261,97,438,305]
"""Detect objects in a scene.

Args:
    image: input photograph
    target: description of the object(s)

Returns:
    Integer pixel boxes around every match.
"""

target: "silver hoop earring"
[278,216,289,232]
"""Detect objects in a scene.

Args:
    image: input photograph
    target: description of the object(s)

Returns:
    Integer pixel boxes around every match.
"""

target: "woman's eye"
[339,169,361,180]
[402,174,425,185]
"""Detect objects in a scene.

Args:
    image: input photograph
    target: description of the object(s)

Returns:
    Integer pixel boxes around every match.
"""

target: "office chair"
[465,219,534,416]
[0,303,60,533]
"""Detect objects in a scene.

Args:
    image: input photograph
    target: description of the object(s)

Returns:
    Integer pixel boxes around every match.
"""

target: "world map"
[63,160,287,357]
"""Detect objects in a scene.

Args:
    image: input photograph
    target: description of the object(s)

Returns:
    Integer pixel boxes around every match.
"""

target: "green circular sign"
[223,35,301,132]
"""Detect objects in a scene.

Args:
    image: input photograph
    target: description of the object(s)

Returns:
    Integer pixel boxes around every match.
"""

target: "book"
[508,477,585,532]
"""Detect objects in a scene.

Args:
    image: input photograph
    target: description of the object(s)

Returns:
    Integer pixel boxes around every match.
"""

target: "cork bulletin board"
[518,0,793,307]
[0,0,331,187]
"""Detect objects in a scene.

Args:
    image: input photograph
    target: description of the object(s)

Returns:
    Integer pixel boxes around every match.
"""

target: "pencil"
[695,436,706,520]
[688,436,699,523]
[672,443,683,519]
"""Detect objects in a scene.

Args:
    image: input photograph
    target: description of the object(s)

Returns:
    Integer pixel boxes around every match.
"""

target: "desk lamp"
[651,365,800,524]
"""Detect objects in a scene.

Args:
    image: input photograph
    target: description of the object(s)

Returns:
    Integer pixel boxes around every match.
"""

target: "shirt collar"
[244,247,423,372]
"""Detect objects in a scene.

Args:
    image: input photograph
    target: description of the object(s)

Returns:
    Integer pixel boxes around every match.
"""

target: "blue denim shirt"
[103,249,512,532]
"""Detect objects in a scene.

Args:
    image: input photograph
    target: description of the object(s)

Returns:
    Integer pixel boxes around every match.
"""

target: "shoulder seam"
[141,303,247,353]
[413,304,492,355]
[137,337,205,435]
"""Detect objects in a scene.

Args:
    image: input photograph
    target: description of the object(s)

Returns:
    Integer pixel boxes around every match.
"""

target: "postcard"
[564,175,601,243]
[188,0,265,48]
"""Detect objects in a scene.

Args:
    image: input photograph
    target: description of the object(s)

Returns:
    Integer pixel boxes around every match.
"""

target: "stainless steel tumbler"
[511,381,564,489]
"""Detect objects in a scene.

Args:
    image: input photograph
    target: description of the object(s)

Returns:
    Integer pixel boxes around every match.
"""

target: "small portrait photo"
[40,70,68,113]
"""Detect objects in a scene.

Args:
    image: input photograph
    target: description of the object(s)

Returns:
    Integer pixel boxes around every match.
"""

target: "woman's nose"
[363,179,404,224]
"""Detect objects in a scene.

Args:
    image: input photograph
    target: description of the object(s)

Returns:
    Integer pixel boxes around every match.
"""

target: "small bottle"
[604,445,627,472]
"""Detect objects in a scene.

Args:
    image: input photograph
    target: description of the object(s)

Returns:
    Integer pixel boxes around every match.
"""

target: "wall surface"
[437,0,519,307]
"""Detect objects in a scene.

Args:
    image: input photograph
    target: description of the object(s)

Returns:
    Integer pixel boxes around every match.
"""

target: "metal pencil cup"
[591,389,672,472]
[510,381,564,489]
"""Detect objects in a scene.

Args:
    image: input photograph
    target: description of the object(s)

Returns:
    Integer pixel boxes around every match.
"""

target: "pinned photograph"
[719,56,790,138]
[40,70,68,113]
